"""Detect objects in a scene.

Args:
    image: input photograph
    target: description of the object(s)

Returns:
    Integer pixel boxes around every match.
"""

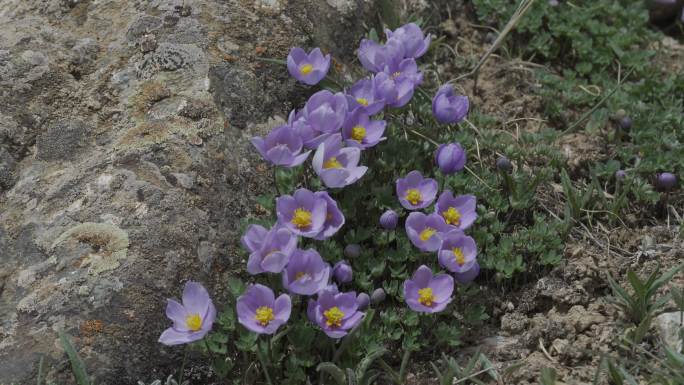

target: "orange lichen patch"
[118,120,171,147]
[255,46,267,55]
[80,319,104,337]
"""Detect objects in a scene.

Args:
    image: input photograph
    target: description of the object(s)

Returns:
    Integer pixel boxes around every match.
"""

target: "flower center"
[419,227,436,241]
[323,157,343,169]
[299,64,313,75]
[418,288,435,307]
[255,306,275,326]
[442,207,461,226]
[391,71,401,79]
[324,306,345,328]
[356,97,369,106]
[405,189,422,205]
[295,271,309,281]
[185,313,202,331]
[453,247,465,265]
[351,125,366,141]
[291,208,312,229]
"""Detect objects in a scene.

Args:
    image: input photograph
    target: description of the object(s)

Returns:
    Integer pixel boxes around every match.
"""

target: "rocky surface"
[0,0,380,383]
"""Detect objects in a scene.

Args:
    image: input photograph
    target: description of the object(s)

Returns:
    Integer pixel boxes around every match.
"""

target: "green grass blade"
[58,331,90,385]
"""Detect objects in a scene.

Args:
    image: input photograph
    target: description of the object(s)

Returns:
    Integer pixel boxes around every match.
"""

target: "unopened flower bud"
[370,288,386,304]
[496,156,513,173]
[344,244,361,259]
[379,210,399,230]
[356,293,370,310]
[332,260,353,283]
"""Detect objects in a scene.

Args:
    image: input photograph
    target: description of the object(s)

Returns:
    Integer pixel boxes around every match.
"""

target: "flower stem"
[178,345,189,385]
[257,339,274,385]
[272,166,281,196]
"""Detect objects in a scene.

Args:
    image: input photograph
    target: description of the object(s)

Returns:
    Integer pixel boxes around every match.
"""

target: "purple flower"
[396,170,438,210]
[375,70,418,109]
[251,124,311,168]
[384,23,431,59]
[282,248,331,295]
[434,191,477,230]
[347,76,386,115]
[241,224,297,275]
[656,172,678,191]
[276,188,328,238]
[313,190,345,240]
[405,212,454,252]
[432,84,469,124]
[287,47,331,85]
[159,281,216,345]
[379,209,399,230]
[303,90,348,135]
[438,231,477,273]
[312,135,368,188]
[403,265,453,313]
[435,143,466,174]
[288,109,331,150]
[332,260,353,283]
[382,57,423,86]
[308,288,364,338]
[358,38,404,73]
[237,284,291,334]
[454,261,480,284]
[356,292,370,310]
[341,109,386,149]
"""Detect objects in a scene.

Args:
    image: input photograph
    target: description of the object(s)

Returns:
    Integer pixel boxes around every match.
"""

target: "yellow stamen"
[185,313,202,331]
[442,207,461,226]
[419,227,436,242]
[323,157,343,169]
[405,189,422,205]
[351,125,366,141]
[418,288,434,307]
[356,97,369,106]
[295,272,308,280]
[324,306,345,328]
[254,306,275,326]
[453,247,465,265]
[299,64,313,75]
[391,71,401,79]
[291,208,312,229]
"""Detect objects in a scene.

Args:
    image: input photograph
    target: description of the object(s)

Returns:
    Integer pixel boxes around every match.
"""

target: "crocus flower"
[241,224,297,275]
[347,76,385,115]
[288,109,331,150]
[358,38,404,73]
[382,58,423,86]
[396,170,438,210]
[159,281,216,345]
[432,84,469,124]
[403,265,453,313]
[332,260,353,283]
[237,284,291,334]
[405,212,454,252]
[282,248,331,295]
[342,109,386,149]
[251,124,311,168]
[434,191,477,230]
[308,288,364,338]
[287,47,331,85]
[375,70,418,109]
[312,190,345,240]
[454,261,480,284]
[438,231,477,274]
[276,188,328,238]
[312,135,368,188]
[385,23,431,59]
[303,90,348,134]
[379,209,399,230]
[435,143,466,174]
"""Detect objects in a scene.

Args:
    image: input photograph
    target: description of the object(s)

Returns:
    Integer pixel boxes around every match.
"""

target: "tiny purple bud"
[618,116,632,131]
[344,244,361,259]
[379,209,399,230]
[370,288,386,304]
[356,292,370,310]
[435,143,466,174]
[655,172,678,191]
[496,156,513,173]
[615,170,626,180]
[332,260,353,284]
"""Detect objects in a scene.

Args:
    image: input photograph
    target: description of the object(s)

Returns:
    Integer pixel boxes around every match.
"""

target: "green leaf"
[317,362,347,385]
[58,331,90,385]
[540,367,557,385]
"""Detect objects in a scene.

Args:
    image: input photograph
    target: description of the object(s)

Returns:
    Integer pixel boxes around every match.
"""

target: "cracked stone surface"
[0,0,379,383]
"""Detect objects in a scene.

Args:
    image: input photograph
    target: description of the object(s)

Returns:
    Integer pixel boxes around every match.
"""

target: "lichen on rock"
[51,222,129,275]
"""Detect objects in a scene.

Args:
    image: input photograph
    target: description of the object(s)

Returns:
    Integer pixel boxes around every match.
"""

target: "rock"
[655,312,683,352]
[0,0,381,383]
